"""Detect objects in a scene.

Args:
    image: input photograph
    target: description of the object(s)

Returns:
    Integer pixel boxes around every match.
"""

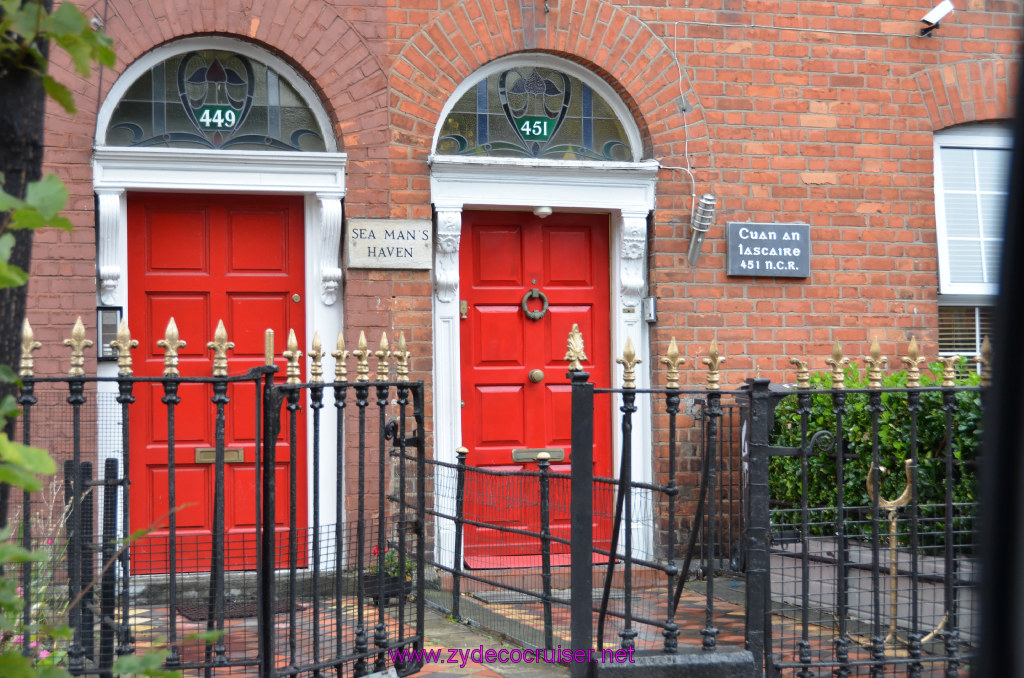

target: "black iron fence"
[2,318,984,678]
[753,362,981,677]
[420,333,981,678]
[2,320,427,678]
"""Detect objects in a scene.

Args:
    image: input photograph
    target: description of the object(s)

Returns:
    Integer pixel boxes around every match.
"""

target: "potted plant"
[363,543,414,605]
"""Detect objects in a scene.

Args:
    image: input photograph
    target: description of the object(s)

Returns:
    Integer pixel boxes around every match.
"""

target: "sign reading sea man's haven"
[346,219,433,269]
[726,222,810,278]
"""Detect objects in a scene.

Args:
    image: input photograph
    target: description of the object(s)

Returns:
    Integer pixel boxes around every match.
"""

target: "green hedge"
[768,361,981,541]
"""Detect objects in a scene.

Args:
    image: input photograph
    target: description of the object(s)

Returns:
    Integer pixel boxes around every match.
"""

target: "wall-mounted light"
[97,306,122,360]
[687,193,717,266]
[533,206,553,219]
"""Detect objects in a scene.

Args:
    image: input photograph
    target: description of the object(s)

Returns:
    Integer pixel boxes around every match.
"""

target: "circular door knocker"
[521,288,549,321]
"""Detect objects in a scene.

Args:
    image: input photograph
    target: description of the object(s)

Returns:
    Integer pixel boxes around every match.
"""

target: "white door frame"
[429,155,659,566]
[92,36,346,567]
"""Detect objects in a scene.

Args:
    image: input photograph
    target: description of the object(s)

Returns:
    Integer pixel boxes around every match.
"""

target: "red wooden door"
[127,192,307,573]
[460,210,613,567]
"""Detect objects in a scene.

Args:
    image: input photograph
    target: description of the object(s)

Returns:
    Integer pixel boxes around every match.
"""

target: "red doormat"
[176,600,300,622]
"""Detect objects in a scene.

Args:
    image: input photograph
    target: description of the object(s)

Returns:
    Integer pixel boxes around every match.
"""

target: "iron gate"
[6,318,426,678]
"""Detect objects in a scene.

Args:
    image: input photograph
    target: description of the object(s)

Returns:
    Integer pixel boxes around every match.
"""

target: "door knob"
[528,369,545,383]
[292,294,301,303]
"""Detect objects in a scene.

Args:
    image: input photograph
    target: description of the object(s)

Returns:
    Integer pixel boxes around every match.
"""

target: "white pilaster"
[432,205,463,568]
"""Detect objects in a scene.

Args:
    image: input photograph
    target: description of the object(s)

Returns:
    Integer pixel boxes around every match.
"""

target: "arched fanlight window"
[435,59,637,162]
[104,48,326,151]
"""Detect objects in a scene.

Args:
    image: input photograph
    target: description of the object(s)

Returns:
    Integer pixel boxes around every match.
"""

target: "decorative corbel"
[434,206,462,303]
[619,211,648,308]
[96,188,123,305]
[318,194,343,305]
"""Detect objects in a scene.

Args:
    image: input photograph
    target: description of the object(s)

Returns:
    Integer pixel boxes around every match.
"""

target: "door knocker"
[520,288,549,321]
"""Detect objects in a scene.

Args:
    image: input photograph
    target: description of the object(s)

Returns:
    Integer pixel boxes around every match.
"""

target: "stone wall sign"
[346,218,432,270]
[726,222,810,278]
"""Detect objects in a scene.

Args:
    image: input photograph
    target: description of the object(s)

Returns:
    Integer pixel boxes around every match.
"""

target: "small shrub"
[768,360,981,544]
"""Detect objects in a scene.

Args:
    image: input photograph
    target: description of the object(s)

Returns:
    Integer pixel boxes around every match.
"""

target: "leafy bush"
[768,360,981,543]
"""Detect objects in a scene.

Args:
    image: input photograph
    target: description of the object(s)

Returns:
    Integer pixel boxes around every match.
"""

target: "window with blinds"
[934,125,1012,297]
[938,305,993,355]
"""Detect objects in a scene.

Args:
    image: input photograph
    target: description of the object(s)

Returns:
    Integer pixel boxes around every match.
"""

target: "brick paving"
[120,582,969,677]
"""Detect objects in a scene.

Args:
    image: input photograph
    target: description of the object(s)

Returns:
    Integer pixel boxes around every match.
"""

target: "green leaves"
[0,433,55,492]
[769,362,980,544]
[0,2,115,112]
[112,650,181,678]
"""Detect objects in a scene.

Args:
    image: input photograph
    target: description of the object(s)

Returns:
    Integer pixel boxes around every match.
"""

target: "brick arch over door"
[390,0,709,162]
[913,58,1019,130]
[96,0,388,172]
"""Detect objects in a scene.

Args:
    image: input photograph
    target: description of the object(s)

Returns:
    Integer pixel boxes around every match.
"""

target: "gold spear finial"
[617,337,641,389]
[332,331,350,382]
[353,331,371,382]
[564,323,587,372]
[977,336,992,387]
[376,333,391,381]
[789,358,810,389]
[826,340,848,389]
[702,339,725,390]
[158,318,187,377]
[309,331,324,384]
[661,338,684,389]
[902,336,925,388]
[110,319,140,377]
[20,319,41,378]
[283,329,302,384]
[865,337,888,389]
[64,316,93,377]
[206,320,235,377]
[394,332,411,382]
[939,355,960,387]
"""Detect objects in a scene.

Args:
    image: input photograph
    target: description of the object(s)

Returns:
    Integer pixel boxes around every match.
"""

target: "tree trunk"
[0,1,53,526]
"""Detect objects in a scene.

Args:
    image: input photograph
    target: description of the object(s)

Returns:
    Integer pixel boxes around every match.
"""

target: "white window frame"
[933,123,1013,297]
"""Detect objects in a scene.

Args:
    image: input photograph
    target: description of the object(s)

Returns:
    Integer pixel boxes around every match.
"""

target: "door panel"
[460,210,612,565]
[127,192,307,573]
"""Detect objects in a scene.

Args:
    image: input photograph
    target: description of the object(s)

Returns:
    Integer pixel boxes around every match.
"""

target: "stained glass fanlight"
[104,50,326,151]
[436,65,633,161]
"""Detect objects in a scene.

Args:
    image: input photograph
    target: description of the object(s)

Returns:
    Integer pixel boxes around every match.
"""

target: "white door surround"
[429,155,659,565]
[92,37,346,565]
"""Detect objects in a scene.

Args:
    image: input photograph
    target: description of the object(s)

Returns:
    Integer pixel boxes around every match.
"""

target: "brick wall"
[32,0,1020,383]
[22,1,1021,526]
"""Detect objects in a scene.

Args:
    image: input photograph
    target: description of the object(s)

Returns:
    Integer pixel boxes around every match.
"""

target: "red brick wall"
[27,0,1022,390]
[386,0,1019,387]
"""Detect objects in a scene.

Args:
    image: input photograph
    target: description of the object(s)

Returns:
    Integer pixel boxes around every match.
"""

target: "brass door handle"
[528,369,545,383]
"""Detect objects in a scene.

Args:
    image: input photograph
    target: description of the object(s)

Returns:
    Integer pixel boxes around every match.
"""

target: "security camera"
[920,0,954,36]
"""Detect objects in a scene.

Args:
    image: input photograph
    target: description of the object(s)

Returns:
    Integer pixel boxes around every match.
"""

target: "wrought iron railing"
[3,317,427,678]
[421,328,983,678]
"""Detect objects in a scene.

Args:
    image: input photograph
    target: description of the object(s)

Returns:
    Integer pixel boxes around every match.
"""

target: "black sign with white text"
[726,222,810,278]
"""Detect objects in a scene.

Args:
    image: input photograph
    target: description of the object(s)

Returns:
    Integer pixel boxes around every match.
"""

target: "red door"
[460,210,613,567]
[127,192,308,573]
